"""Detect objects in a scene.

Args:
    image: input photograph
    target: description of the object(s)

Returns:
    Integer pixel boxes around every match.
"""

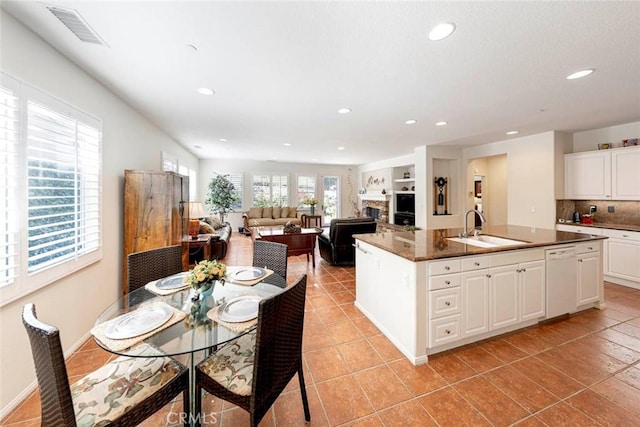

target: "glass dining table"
[93,269,287,425]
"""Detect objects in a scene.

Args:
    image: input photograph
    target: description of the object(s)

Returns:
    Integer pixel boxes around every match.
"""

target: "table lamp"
[187,201,207,239]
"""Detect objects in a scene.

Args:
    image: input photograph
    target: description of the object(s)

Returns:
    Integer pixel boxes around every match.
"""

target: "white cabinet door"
[606,238,640,282]
[489,265,519,330]
[564,151,611,199]
[461,270,489,338]
[519,260,546,321]
[355,241,379,317]
[612,146,640,200]
[577,252,599,306]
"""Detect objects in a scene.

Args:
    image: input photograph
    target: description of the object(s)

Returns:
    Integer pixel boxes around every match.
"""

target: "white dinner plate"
[104,305,173,339]
[231,267,266,282]
[218,295,263,322]
[155,272,189,290]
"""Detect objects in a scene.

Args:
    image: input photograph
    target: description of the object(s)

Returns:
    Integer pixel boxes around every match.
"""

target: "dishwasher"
[546,246,577,318]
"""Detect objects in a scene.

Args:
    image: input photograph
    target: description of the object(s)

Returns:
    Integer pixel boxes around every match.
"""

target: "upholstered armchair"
[317,218,377,266]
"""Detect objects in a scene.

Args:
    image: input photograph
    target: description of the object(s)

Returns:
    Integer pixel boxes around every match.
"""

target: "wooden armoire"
[123,170,189,294]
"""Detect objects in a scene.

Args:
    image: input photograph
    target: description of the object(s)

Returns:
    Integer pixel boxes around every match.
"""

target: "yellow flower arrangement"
[302,196,318,206]
[184,259,226,292]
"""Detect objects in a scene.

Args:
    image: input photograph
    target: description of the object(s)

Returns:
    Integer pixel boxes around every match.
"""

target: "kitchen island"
[354,225,607,365]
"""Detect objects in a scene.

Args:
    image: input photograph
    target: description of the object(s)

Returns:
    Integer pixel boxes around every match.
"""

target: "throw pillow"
[205,216,224,229]
[280,206,289,218]
[262,206,273,219]
[289,207,297,218]
[272,206,281,219]
[199,221,215,234]
[248,207,263,219]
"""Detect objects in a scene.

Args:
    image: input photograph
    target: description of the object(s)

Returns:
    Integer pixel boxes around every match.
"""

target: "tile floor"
[3,233,640,426]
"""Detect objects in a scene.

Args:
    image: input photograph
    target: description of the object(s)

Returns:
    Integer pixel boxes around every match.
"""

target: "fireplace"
[360,198,389,223]
[364,207,381,220]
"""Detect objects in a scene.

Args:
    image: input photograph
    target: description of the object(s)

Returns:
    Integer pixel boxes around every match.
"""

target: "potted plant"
[204,174,240,222]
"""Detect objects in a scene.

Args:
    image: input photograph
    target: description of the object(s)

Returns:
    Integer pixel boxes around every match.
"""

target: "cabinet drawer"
[576,242,600,254]
[429,315,461,347]
[428,259,461,275]
[601,228,640,241]
[429,274,461,290]
[429,288,461,319]
[461,256,490,271]
[556,224,603,236]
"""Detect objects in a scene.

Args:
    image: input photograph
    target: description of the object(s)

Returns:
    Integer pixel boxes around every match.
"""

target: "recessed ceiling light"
[566,69,594,80]
[506,130,519,135]
[435,121,448,126]
[283,143,291,146]
[405,119,417,125]
[337,146,345,150]
[337,108,352,114]
[197,87,215,95]
[219,138,228,142]
[428,23,456,41]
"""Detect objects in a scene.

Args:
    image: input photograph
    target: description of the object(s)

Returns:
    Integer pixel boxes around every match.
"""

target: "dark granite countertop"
[355,224,607,262]
[556,222,640,233]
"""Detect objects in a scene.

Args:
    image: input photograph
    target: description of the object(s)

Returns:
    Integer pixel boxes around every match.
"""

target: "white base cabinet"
[577,243,600,306]
[603,228,640,289]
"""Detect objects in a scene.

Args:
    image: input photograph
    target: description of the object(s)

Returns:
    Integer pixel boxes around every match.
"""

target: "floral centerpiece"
[184,259,226,299]
[302,196,319,214]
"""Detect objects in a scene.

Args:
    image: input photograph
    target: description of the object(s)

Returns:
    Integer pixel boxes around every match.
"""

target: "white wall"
[198,159,358,229]
[572,121,640,152]
[0,11,198,415]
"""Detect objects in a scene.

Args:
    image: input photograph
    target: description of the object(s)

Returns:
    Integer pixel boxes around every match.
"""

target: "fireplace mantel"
[358,193,392,201]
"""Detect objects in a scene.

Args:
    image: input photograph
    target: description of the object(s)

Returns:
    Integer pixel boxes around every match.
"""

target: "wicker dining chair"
[194,274,310,427]
[253,240,288,279]
[127,245,183,293]
[22,303,190,427]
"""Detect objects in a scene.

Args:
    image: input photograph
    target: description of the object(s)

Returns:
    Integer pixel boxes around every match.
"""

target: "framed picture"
[474,180,482,198]
[622,139,638,147]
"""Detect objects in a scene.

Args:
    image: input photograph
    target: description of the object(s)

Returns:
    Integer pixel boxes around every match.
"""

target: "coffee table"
[253,226,323,267]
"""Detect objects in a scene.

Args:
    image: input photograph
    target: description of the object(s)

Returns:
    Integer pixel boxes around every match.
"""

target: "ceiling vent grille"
[46,6,108,46]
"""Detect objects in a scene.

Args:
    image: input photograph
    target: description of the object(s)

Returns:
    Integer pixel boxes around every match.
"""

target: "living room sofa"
[198,217,232,260]
[318,218,378,266]
[242,206,302,229]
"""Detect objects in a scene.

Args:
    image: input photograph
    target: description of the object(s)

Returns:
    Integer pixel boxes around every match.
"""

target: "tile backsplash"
[556,200,640,226]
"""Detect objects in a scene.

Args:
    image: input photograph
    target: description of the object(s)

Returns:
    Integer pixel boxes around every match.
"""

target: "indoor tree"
[204,174,240,222]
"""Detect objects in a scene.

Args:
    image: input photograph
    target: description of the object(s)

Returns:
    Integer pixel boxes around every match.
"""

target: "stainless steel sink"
[446,235,527,248]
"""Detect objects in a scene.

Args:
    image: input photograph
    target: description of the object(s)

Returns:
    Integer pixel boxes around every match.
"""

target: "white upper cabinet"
[565,146,640,200]
[611,146,640,200]
[564,151,611,199]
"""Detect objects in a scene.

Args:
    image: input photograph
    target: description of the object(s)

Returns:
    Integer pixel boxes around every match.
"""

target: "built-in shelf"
[394,178,414,183]
[395,191,415,194]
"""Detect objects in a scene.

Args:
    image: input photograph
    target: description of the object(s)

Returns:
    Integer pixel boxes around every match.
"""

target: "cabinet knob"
[587,247,593,250]
[445,329,451,335]
[474,262,480,266]
[445,280,451,285]
[516,268,521,273]
[486,274,492,278]
[578,259,583,262]
[622,235,629,238]
[445,266,451,271]
[445,301,451,306]
[522,268,526,272]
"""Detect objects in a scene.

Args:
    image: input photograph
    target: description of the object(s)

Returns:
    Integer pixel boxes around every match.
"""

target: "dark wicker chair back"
[22,304,76,425]
[195,274,310,427]
[127,245,183,293]
[22,303,190,427]
[252,240,288,279]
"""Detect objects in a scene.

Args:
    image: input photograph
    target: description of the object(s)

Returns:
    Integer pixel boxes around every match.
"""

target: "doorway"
[321,176,339,225]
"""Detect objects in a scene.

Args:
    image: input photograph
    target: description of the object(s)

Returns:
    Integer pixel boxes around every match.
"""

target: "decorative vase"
[310,205,315,215]
[199,281,215,299]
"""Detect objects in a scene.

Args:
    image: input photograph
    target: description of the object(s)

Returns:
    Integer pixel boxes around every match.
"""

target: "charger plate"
[156,272,189,290]
[218,295,263,322]
[104,304,173,340]
[231,267,266,282]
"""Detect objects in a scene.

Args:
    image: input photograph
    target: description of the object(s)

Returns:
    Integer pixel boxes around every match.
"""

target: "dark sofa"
[198,218,232,260]
[318,218,377,266]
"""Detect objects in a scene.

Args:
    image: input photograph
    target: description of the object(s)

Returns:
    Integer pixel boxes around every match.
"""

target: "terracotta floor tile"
[303,325,336,352]
[535,402,600,427]
[330,290,356,305]
[137,400,175,427]
[339,303,366,319]
[524,325,574,347]
[566,309,622,331]
[308,294,337,310]
[454,345,504,373]
[600,307,637,322]
[367,334,404,362]
[217,405,274,427]
[597,328,640,352]
[504,330,553,355]
[616,365,640,389]
[454,376,529,426]
[567,389,640,426]
[376,399,437,426]
[388,358,447,396]
[572,334,640,364]
[627,316,640,328]
[315,305,350,324]
[304,346,350,382]
[482,366,558,413]
[274,386,328,427]
[315,376,375,425]
[337,339,385,372]
[478,337,528,363]
[342,415,384,426]
[353,365,412,411]
[612,321,640,340]
[350,316,381,337]
[426,351,477,384]
[511,357,584,399]
[321,282,347,293]
[418,386,491,426]
[534,347,615,386]
[591,376,640,416]
[0,391,40,425]
[326,320,363,344]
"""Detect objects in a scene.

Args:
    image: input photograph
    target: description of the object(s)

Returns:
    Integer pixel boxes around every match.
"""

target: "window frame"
[251,173,289,206]
[296,174,317,207]
[0,73,103,307]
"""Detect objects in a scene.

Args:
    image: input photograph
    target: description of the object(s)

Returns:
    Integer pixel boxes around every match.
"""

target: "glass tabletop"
[94,272,286,357]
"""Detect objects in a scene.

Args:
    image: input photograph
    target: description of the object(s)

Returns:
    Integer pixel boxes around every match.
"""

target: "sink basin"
[447,235,528,248]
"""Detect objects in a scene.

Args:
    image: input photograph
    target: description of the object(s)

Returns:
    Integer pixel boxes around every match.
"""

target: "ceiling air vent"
[46,6,108,46]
